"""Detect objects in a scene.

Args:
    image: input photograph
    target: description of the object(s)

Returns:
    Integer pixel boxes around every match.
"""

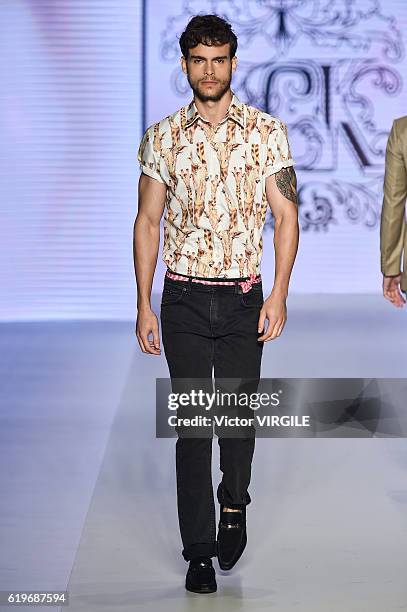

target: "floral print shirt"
[137,91,295,278]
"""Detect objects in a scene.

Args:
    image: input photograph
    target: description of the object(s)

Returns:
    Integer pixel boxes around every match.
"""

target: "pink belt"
[165,270,261,293]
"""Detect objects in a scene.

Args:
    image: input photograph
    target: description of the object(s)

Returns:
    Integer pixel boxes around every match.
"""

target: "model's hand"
[382,274,406,308]
[135,305,161,354]
[257,291,287,342]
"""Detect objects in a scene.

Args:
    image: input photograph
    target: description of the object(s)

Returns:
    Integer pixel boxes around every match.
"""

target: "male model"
[134,14,299,594]
[380,117,407,307]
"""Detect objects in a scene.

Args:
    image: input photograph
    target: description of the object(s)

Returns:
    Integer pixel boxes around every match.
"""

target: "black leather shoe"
[217,505,247,570]
[185,556,217,593]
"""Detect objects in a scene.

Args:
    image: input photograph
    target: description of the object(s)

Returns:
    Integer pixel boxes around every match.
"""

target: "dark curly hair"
[179,14,237,60]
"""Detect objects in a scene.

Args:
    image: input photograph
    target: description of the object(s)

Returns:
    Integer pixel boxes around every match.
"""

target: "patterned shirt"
[137,90,295,278]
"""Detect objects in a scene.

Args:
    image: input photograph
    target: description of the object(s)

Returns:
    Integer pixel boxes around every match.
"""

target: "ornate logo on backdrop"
[160,0,404,231]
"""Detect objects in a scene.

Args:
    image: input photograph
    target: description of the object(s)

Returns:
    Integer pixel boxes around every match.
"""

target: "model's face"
[181,42,237,102]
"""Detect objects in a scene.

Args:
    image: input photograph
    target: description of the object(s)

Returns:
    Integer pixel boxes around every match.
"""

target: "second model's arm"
[380,119,407,307]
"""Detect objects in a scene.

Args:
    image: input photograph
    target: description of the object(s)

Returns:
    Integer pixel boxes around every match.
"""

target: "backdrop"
[1,0,406,320]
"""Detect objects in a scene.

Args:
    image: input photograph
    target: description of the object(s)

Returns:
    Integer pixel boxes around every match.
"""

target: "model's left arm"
[258,122,299,342]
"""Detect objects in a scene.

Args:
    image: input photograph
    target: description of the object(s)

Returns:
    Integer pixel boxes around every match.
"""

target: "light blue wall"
[1,1,406,320]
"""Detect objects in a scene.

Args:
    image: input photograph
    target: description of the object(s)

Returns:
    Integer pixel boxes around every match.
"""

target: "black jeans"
[160,274,264,561]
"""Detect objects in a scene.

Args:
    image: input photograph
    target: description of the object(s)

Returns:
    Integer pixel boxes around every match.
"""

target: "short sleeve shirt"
[137,91,295,278]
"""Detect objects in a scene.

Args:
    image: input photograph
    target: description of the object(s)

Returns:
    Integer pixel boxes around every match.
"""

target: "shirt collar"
[185,90,245,129]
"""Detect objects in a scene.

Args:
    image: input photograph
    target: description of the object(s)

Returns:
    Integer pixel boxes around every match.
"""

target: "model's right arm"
[133,172,167,354]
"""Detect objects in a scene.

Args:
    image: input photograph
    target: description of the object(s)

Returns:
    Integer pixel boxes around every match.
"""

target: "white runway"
[1,294,407,611]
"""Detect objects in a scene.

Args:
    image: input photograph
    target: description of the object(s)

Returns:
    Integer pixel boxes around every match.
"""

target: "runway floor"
[1,294,407,611]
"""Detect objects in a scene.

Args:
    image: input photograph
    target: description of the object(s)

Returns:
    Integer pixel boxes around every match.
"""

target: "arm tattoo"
[275,166,297,205]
